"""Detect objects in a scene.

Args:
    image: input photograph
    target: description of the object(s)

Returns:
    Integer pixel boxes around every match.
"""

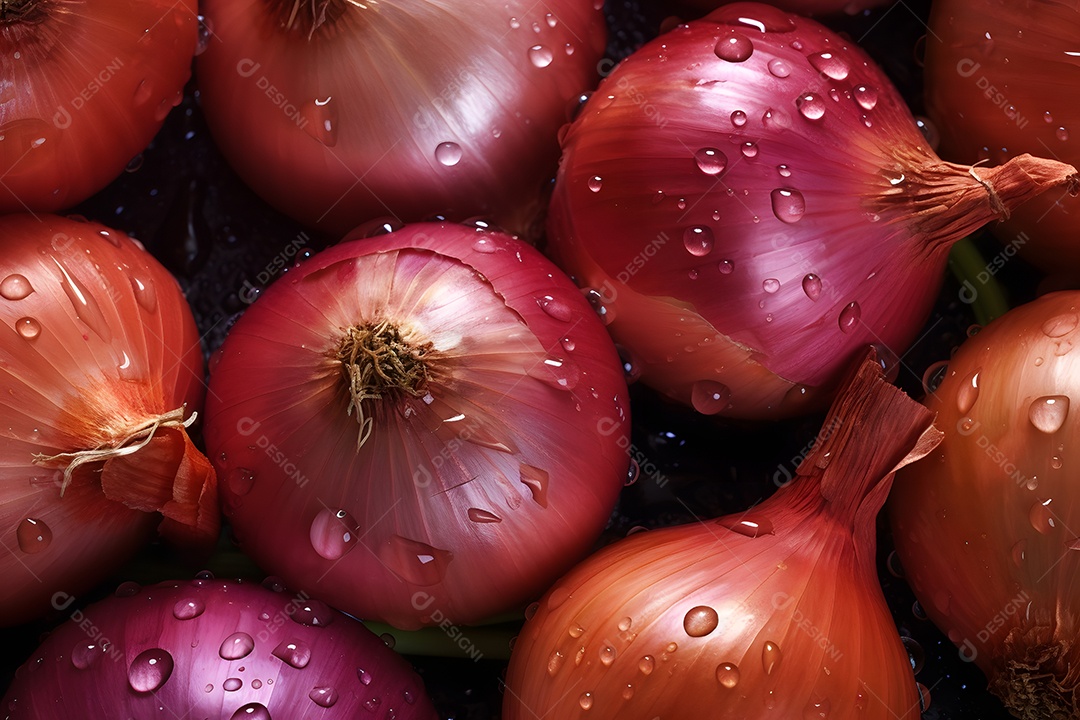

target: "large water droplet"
[230,703,271,720]
[219,632,255,660]
[853,84,878,110]
[801,274,821,300]
[173,598,205,620]
[718,516,774,537]
[579,692,594,710]
[16,518,52,553]
[292,599,335,627]
[762,641,782,675]
[1030,500,1056,534]
[272,639,312,669]
[128,648,174,692]
[382,535,454,585]
[716,662,740,688]
[1029,395,1069,433]
[694,148,728,176]
[301,97,339,147]
[638,656,655,675]
[309,687,338,708]
[599,645,617,666]
[1042,313,1078,338]
[808,51,849,80]
[683,606,719,637]
[71,642,106,669]
[527,355,580,391]
[956,369,980,415]
[902,636,925,674]
[714,32,754,62]
[435,141,463,166]
[310,508,359,561]
[547,650,565,676]
[838,302,861,333]
[719,259,734,274]
[529,45,554,68]
[767,58,791,78]
[691,380,731,415]
[520,464,550,507]
[53,260,111,342]
[467,507,502,523]
[226,468,255,497]
[683,226,714,257]
[15,316,41,340]
[538,294,575,322]
[587,175,602,193]
[0,274,33,300]
[797,93,826,121]
[130,275,158,312]
[762,278,780,293]
[223,677,243,691]
[770,187,806,223]
[730,110,748,127]
[740,141,759,158]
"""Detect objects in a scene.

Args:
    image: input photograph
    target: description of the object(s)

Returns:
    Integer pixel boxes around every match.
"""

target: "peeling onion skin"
[195,0,606,240]
[0,0,197,213]
[925,0,1080,277]
[0,214,214,628]
[504,351,941,720]
[890,292,1080,719]
[546,1,1078,420]
[204,223,630,630]
[0,577,438,719]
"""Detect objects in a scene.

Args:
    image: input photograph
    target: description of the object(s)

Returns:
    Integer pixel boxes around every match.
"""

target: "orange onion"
[924,0,1080,276]
[504,349,942,719]
[203,222,630,630]
[0,214,218,627]
[545,1,1077,420]
[890,291,1080,718]
[195,0,606,239]
[0,0,197,213]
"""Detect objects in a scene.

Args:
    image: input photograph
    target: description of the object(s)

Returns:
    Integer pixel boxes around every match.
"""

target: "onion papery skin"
[504,352,941,719]
[924,0,1080,276]
[0,0,197,213]
[195,0,606,240]
[546,1,1077,420]
[0,214,215,627]
[0,577,438,719]
[890,291,1080,718]
[204,223,630,629]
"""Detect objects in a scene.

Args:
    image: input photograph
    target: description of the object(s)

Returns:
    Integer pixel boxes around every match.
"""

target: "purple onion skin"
[1,578,437,719]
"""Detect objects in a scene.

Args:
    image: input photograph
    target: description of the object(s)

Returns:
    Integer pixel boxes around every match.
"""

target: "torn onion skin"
[545,1,1078,420]
[0,577,438,719]
[504,349,942,720]
[0,0,197,213]
[204,223,630,630]
[0,214,216,627]
[890,292,1080,719]
[195,0,606,239]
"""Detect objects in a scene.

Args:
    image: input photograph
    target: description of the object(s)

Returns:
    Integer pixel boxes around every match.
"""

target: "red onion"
[196,0,606,239]
[504,350,942,719]
[0,214,217,627]
[545,1,1077,420]
[1,576,438,719]
[204,222,630,629]
[890,291,1080,718]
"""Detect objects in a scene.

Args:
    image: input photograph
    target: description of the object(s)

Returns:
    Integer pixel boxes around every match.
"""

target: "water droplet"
[568,624,584,639]
[381,535,454,585]
[1042,313,1078,338]
[129,275,157,312]
[767,58,791,78]
[600,645,617,665]
[435,141,463,166]
[538,295,574,322]
[714,32,754,62]
[683,226,714,257]
[301,97,338,147]
[14,316,41,340]
[250,679,263,690]
[115,580,141,597]
[16,518,51,553]
[917,683,932,712]
[901,636,924,674]
[173,598,205,620]
[53,260,111,342]
[801,274,822,300]
[1052,455,1064,469]
[520,464,550,507]
[638,656,655,675]
[740,141,759,158]
[223,677,242,691]
[730,110,748,127]
[1030,499,1056,534]
[838,302,861,333]
[716,662,740,688]
[804,698,831,719]
[618,617,633,632]
[777,164,792,178]
[1029,395,1069,433]
[762,641,782,675]
[579,693,594,710]
[694,147,727,175]
[226,468,255,497]
[529,45,554,68]
[219,632,255,660]
[1058,127,1070,142]
[718,516,774,537]
[797,93,826,120]
[956,369,980,415]
[691,380,731,414]
[853,84,878,110]
[584,288,614,325]
[1010,540,1026,568]
[272,639,312,669]
[808,51,849,80]
[310,508,359,561]
[71,642,106,669]
[762,278,780,293]
[128,648,174,692]
[230,703,271,720]
[292,599,334,627]
[586,175,604,193]
[125,153,144,173]
[719,259,734,274]
[467,507,502,523]
[309,687,339,708]
[683,605,719,637]
[528,354,581,391]
[1,274,33,300]
[770,187,806,223]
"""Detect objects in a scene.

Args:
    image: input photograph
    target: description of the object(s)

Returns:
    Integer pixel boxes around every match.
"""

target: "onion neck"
[1,0,50,24]
[992,626,1079,719]
[265,0,365,38]
[336,320,433,449]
